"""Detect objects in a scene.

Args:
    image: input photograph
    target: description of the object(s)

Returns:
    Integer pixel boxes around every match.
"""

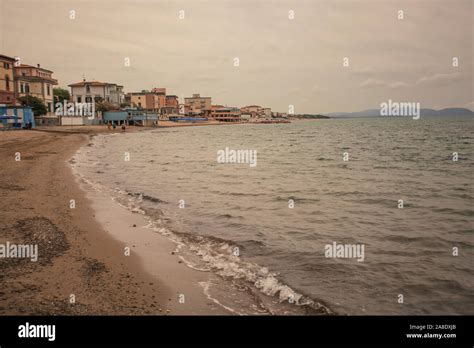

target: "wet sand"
[0,127,229,315]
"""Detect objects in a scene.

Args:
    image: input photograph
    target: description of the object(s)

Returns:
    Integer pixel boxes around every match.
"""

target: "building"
[240,105,272,118]
[152,88,166,111]
[211,107,241,122]
[162,95,179,115]
[185,93,211,116]
[151,87,166,94]
[263,107,272,118]
[0,54,16,106]
[272,112,288,118]
[241,105,264,118]
[0,106,35,129]
[129,92,158,110]
[15,63,58,114]
[128,88,169,112]
[68,80,124,107]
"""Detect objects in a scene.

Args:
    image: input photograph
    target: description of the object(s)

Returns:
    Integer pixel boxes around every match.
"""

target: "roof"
[17,64,54,73]
[242,105,261,108]
[128,92,151,95]
[16,75,58,84]
[68,81,122,88]
[0,54,16,62]
[214,107,240,111]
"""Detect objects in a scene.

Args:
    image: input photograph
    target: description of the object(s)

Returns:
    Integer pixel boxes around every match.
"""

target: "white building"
[68,80,124,107]
[184,93,211,116]
[263,107,272,118]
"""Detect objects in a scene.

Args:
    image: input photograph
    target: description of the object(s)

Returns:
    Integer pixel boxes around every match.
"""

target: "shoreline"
[71,144,232,315]
[0,127,227,315]
[72,128,333,316]
[1,125,332,316]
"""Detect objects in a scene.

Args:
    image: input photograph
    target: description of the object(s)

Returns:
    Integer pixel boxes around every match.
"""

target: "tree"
[17,95,47,116]
[53,87,70,104]
[96,101,116,113]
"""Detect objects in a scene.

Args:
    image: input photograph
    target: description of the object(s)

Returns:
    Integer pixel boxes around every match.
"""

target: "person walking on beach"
[107,122,111,130]
[122,124,126,132]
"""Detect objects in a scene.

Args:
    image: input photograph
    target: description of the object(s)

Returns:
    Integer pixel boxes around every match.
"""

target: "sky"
[1,0,472,114]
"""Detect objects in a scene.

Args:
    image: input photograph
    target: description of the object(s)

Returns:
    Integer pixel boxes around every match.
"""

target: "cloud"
[360,79,408,89]
[360,72,463,89]
[415,72,463,85]
[311,84,326,93]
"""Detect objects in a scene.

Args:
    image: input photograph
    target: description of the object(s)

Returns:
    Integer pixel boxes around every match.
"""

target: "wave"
[70,145,333,315]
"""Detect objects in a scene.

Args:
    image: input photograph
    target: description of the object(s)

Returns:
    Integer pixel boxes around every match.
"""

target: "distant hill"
[327,108,474,118]
[293,114,330,119]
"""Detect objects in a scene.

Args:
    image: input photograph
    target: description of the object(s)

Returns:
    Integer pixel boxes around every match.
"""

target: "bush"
[17,95,48,116]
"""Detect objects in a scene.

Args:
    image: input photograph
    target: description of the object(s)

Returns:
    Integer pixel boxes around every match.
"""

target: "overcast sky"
[1,0,472,113]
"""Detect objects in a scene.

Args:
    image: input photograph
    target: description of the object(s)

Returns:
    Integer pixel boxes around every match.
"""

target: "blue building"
[0,106,35,130]
[103,111,128,125]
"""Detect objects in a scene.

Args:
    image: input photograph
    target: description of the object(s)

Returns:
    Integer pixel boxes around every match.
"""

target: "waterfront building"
[162,95,179,115]
[241,105,271,118]
[129,92,158,111]
[211,106,241,122]
[184,93,211,116]
[153,88,166,111]
[0,54,16,106]
[128,88,172,113]
[68,80,124,107]
[263,107,272,118]
[241,105,262,118]
[15,63,58,114]
[210,104,224,118]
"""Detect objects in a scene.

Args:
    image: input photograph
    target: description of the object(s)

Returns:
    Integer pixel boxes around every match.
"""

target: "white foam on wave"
[198,281,242,315]
[142,216,330,313]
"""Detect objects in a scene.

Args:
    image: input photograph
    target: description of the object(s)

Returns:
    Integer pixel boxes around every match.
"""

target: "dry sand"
[0,126,229,315]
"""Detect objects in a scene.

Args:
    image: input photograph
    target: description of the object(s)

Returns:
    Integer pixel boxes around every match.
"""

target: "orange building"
[162,95,179,114]
[0,54,16,105]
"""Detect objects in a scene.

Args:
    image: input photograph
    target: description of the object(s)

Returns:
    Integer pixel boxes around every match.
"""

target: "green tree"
[96,101,116,113]
[53,87,70,104]
[17,95,47,116]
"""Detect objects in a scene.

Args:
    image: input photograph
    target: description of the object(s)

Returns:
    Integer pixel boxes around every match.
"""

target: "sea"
[71,115,474,315]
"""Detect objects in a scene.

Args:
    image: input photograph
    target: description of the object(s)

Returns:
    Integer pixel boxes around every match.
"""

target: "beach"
[2,116,472,316]
[0,126,230,315]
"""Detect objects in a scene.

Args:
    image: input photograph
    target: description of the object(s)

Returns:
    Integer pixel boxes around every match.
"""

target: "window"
[25,84,30,93]
[3,63,10,69]
[20,83,24,93]
[47,85,50,96]
[85,96,92,103]
[86,85,91,93]
[77,96,82,103]
[5,75,10,91]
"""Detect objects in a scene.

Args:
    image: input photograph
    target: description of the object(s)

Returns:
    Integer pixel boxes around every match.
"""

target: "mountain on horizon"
[327,108,474,118]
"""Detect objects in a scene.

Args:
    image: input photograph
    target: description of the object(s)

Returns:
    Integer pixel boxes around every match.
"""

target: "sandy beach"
[0,126,229,315]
